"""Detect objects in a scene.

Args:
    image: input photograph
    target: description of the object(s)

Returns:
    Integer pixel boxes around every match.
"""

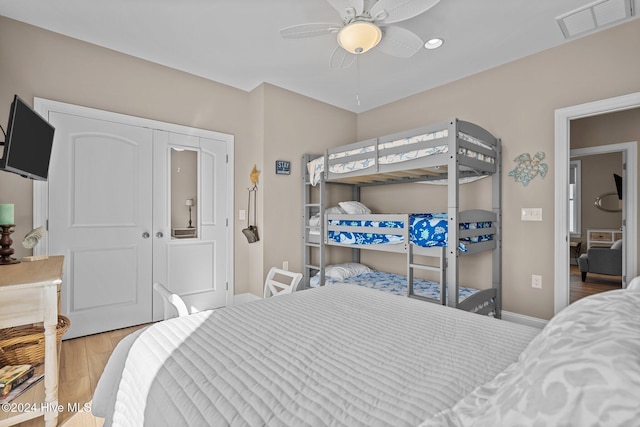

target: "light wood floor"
[16,324,148,427]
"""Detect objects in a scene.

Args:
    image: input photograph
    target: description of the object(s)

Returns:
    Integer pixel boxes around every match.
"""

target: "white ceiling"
[0,0,637,113]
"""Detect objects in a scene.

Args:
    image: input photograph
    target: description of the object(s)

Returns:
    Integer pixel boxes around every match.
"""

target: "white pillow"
[420,289,640,427]
[338,201,371,215]
[325,206,346,215]
[309,206,345,226]
[610,239,623,250]
[325,263,372,280]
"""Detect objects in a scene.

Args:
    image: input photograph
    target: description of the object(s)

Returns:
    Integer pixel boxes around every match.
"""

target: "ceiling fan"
[280,0,440,69]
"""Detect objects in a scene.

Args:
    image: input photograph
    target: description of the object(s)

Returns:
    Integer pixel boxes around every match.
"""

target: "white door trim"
[33,98,235,305]
[554,92,640,315]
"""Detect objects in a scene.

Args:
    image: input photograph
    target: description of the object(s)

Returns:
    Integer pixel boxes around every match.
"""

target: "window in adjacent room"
[569,159,581,237]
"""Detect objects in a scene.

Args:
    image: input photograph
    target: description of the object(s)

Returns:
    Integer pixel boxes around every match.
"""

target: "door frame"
[32,98,235,305]
[554,92,640,315]
[571,142,635,282]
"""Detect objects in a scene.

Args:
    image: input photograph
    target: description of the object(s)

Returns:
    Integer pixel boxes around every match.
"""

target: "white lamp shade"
[337,21,382,54]
[185,199,194,206]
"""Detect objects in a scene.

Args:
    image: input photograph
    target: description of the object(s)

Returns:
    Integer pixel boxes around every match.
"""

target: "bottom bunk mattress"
[310,268,480,302]
[93,284,539,427]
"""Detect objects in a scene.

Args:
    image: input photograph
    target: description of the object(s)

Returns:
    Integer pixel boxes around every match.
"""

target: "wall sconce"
[185,199,195,228]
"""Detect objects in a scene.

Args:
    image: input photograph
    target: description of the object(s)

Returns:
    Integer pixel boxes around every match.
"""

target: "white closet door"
[152,131,228,321]
[48,112,153,338]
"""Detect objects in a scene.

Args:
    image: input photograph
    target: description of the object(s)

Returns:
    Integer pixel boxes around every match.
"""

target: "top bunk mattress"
[308,127,495,186]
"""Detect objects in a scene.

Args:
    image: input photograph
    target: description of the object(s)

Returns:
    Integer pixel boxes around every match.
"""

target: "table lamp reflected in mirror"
[185,199,195,228]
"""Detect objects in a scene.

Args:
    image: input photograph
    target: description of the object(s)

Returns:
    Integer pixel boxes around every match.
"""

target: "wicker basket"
[0,315,70,366]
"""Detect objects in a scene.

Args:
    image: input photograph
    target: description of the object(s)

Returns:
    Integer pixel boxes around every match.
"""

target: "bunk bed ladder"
[301,154,324,289]
[446,119,461,309]
[407,245,447,305]
[492,139,503,318]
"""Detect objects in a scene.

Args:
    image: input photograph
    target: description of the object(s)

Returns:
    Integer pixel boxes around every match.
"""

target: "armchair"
[578,240,622,281]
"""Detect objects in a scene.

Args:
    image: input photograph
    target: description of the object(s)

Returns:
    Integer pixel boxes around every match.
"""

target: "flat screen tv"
[614,173,623,200]
[0,95,55,181]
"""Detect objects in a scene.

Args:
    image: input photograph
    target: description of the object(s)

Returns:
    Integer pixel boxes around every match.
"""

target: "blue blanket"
[310,270,479,302]
[328,213,492,252]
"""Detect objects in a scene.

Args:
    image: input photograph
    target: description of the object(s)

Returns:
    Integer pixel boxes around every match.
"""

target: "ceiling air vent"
[556,0,635,39]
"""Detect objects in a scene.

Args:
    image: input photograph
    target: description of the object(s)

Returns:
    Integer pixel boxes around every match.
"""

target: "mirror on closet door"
[171,147,198,239]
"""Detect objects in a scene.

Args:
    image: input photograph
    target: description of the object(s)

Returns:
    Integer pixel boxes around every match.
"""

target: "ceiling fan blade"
[326,0,364,20]
[377,26,423,58]
[329,45,357,69]
[370,0,440,24]
[280,23,342,39]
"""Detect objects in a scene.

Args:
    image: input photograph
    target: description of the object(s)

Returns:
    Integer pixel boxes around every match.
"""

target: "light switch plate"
[521,208,542,221]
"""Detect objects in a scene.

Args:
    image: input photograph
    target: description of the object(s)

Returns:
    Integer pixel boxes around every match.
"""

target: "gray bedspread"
[93,284,539,426]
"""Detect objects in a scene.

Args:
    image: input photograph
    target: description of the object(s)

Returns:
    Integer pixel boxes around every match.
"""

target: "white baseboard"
[502,310,548,329]
[233,292,261,305]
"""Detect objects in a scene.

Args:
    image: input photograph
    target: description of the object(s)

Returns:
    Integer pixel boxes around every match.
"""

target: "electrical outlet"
[239,210,246,220]
[532,274,542,289]
[282,261,289,271]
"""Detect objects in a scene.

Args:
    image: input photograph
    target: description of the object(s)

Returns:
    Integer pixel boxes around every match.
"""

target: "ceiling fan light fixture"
[337,21,382,54]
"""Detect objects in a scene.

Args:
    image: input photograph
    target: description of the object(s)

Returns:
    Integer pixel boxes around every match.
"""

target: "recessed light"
[424,38,444,49]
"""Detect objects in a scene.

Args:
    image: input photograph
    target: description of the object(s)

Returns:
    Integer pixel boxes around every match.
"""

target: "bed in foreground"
[92,284,640,426]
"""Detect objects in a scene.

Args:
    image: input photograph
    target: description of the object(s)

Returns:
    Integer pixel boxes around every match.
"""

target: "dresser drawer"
[589,231,612,242]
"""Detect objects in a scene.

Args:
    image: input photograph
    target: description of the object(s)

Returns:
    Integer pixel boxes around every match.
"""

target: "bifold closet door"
[151,131,228,322]
[48,112,154,339]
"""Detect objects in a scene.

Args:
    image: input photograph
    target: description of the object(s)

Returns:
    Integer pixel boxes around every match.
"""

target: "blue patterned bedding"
[306,129,496,186]
[310,270,479,302]
[328,213,493,252]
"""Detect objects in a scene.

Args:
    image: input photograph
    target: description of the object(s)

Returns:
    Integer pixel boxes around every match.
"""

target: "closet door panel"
[48,112,153,338]
[71,246,139,309]
[152,131,228,321]
[199,137,228,310]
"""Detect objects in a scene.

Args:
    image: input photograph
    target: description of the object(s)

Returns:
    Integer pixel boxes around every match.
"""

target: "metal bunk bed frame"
[302,118,502,317]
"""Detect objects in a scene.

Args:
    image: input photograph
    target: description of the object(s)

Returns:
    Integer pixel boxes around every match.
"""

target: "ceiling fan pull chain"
[356,55,361,106]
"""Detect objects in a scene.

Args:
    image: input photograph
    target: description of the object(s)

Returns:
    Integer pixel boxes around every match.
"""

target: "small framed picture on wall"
[275,160,291,175]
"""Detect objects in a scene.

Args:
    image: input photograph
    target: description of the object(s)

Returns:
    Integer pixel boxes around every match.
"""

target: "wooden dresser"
[0,256,63,427]
[586,229,623,249]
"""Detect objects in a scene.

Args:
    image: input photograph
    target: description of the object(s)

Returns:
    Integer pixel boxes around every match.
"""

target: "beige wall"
[0,17,253,293]
[259,84,357,294]
[2,15,639,319]
[239,83,357,295]
[357,19,640,319]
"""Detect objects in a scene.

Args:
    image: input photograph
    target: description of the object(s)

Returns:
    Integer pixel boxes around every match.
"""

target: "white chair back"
[264,267,303,298]
[153,282,190,319]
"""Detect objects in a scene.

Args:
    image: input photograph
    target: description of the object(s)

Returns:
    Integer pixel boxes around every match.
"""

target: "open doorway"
[554,92,640,315]
[569,147,623,303]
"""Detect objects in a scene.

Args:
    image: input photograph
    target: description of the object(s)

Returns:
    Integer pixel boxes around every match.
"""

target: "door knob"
[156,231,164,238]
[142,232,150,239]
